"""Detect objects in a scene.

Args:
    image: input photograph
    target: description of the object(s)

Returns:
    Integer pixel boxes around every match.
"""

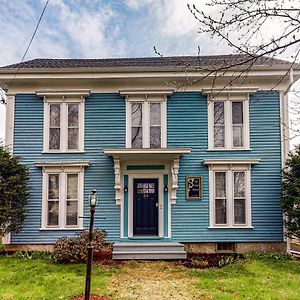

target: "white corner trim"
[120,89,174,96]
[5,93,15,154]
[34,161,90,167]
[2,233,11,244]
[202,159,260,165]
[36,89,90,98]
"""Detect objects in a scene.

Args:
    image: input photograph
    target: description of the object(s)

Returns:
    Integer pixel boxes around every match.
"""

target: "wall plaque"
[186,176,202,200]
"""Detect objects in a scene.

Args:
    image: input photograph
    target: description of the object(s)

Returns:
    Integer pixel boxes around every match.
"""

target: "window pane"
[234,199,246,224]
[49,128,60,149]
[50,104,60,127]
[215,172,226,198]
[68,104,79,127]
[215,199,227,224]
[67,174,78,199]
[47,201,59,226]
[233,125,243,147]
[132,127,142,148]
[150,103,161,126]
[214,126,225,147]
[232,102,243,124]
[234,172,245,198]
[66,201,78,226]
[214,102,224,125]
[48,174,59,199]
[68,128,79,149]
[132,103,142,126]
[150,126,161,148]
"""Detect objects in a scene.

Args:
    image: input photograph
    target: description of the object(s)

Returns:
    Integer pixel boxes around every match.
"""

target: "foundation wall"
[184,242,287,254]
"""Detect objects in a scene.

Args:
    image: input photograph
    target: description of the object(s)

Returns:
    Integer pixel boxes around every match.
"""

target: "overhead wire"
[0,0,50,103]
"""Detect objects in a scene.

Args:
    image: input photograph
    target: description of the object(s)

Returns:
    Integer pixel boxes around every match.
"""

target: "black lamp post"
[84,187,98,300]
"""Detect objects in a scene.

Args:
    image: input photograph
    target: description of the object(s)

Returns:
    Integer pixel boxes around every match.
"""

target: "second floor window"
[209,97,249,150]
[127,100,166,148]
[45,101,84,152]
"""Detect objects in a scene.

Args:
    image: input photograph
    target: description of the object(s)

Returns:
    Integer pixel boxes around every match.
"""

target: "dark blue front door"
[133,178,158,235]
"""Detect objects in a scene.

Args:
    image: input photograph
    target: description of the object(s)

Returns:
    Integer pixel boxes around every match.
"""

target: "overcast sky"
[0,0,299,146]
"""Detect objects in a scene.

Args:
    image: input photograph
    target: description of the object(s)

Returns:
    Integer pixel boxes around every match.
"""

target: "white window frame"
[208,164,252,228]
[43,98,85,153]
[41,166,84,230]
[125,95,167,148]
[207,94,250,150]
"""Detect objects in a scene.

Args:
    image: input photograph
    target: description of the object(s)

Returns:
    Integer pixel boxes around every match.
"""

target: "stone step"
[112,242,187,260]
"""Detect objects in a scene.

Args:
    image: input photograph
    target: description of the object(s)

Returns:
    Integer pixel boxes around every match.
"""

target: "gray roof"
[0,54,294,70]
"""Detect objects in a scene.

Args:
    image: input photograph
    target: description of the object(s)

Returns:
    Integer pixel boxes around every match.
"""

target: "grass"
[191,258,300,300]
[0,255,299,299]
[0,256,112,300]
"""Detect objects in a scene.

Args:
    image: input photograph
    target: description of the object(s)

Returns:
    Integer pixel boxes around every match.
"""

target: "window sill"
[41,151,85,154]
[39,227,85,231]
[207,148,252,152]
[208,226,254,229]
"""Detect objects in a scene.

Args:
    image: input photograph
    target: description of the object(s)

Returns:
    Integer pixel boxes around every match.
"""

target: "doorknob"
[156,203,158,208]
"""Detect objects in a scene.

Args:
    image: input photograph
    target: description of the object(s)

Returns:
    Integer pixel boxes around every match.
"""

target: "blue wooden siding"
[168,91,283,242]
[12,93,125,244]
[12,91,283,244]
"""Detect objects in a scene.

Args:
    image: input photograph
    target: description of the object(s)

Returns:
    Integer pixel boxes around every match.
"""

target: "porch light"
[89,187,98,207]
[164,185,168,192]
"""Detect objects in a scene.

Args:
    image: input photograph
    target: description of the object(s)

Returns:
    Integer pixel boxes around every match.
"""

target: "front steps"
[112,242,187,260]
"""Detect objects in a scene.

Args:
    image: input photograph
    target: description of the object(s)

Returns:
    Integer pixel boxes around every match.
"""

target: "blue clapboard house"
[0,55,299,259]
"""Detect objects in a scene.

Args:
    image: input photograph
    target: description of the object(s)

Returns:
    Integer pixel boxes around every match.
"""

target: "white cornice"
[119,89,174,96]
[202,159,260,165]
[202,87,258,95]
[34,161,90,167]
[36,89,90,98]
[104,148,191,155]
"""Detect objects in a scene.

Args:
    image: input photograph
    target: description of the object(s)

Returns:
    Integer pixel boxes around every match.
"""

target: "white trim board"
[127,173,165,238]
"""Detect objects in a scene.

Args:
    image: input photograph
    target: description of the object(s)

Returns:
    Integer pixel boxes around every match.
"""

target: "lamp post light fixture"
[84,187,98,300]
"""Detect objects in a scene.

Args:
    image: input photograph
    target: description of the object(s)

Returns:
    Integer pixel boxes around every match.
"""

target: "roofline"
[0,63,298,74]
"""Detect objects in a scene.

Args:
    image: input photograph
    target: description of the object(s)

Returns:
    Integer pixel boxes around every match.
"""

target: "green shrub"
[244,252,294,260]
[52,229,111,263]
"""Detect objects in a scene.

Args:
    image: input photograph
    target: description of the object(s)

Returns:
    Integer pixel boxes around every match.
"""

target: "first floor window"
[211,167,251,228]
[43,168,83,229]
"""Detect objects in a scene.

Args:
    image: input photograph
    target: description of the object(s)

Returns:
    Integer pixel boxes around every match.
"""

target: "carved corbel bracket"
[113,157,121,205]
[171,157,180,204]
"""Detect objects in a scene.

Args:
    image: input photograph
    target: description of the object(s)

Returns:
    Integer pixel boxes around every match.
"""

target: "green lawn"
[192,259,300,300]
[0,256,112,300]
[0,255,299,300]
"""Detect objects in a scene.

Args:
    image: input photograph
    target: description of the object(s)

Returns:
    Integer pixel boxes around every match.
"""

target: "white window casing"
[37,90,90,153]
[122,90,171,148]
[206,91,252,151]
[40,165,86,230]
[203,159,260,229]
